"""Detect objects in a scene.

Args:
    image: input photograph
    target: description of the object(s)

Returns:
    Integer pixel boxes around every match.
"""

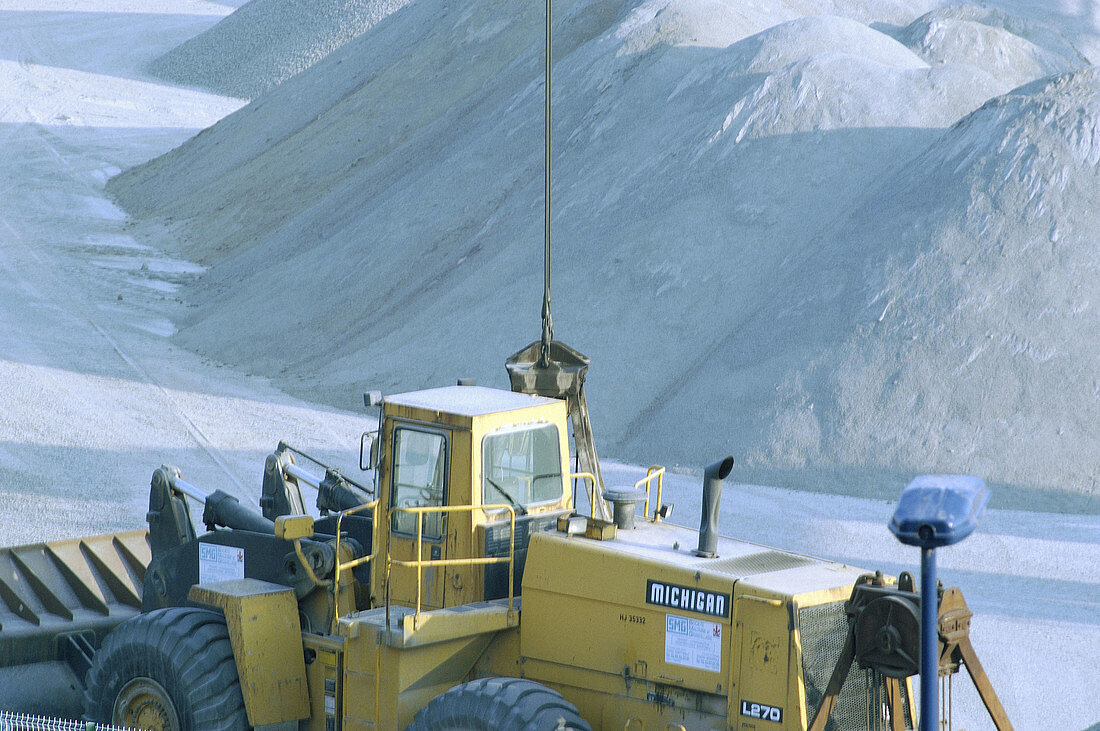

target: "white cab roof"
[385,385,561,417]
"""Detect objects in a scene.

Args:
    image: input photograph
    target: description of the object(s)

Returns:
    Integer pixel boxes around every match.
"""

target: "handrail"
[638,466,665,521]
[572,468,664,520]
[330,498,381,632]
[387,503,516,630]
[570,472,597,517]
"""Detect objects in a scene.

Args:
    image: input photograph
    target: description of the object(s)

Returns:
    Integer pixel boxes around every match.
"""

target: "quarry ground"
[0,1,1096,729]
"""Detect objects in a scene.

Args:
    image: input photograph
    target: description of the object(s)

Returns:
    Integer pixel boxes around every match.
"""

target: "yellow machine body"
[267,506,880,730]
[188,579,310,726]
[158,385,914,730]
[509,520,868,730]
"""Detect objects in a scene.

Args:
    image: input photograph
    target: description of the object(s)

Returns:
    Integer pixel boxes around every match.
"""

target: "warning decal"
[665,613,722,673]
[198,542,244,584]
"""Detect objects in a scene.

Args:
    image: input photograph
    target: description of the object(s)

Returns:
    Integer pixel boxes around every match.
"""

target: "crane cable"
[538,0,554,368]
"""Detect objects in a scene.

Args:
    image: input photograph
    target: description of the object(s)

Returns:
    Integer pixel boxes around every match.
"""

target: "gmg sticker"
[664,614,722,673]
[740,699,783,723]
[198,542,244,584]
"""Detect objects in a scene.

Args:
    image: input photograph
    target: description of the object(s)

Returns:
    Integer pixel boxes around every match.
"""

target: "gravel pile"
[111,0,1098,511]
[148,0,413,98]
[629,67,1100,513]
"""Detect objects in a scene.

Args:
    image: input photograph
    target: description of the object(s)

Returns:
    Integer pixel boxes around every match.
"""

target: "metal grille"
[0,712,131,731]
[483,513,560,600]
[698,550,814,576]
[798,602,914,731]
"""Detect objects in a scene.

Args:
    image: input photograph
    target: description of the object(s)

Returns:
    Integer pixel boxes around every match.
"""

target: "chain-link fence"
[0,711,131,731]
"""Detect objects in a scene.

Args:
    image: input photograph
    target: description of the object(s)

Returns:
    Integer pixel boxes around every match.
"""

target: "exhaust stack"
[695,456,734,558]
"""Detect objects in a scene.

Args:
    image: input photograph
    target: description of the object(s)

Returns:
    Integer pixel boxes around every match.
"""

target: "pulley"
[854,593,921,678]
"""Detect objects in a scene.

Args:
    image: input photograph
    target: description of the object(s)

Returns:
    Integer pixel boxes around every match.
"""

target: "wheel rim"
[113,677,181,731]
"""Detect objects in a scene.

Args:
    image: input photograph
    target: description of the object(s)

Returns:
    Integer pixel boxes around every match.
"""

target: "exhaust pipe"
[695,456,734,558]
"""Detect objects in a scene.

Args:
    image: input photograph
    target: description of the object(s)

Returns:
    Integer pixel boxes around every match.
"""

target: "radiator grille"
[697,550,814,576]
[798,601,914,730]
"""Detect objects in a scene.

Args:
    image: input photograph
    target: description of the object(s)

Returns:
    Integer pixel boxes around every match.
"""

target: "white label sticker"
[198,543,244,584]
[665,613,722,673]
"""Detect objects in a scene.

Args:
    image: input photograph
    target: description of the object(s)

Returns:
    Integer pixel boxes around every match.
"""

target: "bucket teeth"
[0,530,148,666]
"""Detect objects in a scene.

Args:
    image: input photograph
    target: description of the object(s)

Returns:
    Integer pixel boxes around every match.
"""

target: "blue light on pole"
[889,475,990,731]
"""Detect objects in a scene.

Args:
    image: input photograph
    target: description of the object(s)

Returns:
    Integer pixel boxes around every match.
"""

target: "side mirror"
[360,432,378,471]
[361,391,383,471]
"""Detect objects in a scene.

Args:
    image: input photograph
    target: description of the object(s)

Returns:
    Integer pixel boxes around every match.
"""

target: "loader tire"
[406,677,590,730]
[82,607,248,731]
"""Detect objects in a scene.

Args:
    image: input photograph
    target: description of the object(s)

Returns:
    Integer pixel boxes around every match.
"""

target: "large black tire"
[407,677,591,731]
[83,607,249,731]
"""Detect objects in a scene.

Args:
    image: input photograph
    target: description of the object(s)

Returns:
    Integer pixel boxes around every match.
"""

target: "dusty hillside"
[110,0,1098,510]
[148,0,414,98]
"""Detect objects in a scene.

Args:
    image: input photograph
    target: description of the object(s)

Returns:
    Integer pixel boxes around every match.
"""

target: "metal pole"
[538,0,554,367]
[284,462,321,489]
[544,0,552,295]
[921,547,937,731]
[170,475,208,503]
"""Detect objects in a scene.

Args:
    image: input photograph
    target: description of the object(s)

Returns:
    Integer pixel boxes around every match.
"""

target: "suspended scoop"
[506,339,586,398]
[506,340,610,521]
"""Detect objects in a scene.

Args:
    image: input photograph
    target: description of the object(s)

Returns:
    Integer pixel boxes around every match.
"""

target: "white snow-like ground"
[0,1,1097,729]
[0,2,373,543]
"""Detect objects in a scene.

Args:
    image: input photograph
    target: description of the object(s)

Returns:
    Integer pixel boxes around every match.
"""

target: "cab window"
[482,423,563,511]
[391,427,447,539]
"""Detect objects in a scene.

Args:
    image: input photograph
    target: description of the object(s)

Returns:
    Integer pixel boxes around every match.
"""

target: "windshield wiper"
[485,477,527,516]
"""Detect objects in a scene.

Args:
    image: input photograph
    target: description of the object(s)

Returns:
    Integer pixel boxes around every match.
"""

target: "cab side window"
[390,427,447,539]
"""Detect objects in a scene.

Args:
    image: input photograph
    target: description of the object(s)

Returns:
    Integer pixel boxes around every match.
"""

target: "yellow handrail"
[570,472,597,517]
[330,498,381,633]
[572,468,665,520]
[387,503,516,629]
[638,466,665,521]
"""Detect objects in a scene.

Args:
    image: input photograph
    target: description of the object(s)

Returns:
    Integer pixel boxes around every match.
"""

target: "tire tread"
[83,607,248,730]
[407,677,590,731]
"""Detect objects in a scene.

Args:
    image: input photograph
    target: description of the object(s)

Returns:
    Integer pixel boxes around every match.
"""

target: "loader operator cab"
[374,385,574,611]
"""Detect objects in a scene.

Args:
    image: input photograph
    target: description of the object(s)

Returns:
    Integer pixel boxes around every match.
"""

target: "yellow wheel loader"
[0,377,1011,730]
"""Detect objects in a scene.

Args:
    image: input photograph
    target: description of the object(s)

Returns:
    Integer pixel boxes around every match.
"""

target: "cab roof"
[385,386,561,418]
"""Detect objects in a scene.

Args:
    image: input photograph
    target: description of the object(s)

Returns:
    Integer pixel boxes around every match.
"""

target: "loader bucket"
[506,340,610,520]
[0,530,149,673]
